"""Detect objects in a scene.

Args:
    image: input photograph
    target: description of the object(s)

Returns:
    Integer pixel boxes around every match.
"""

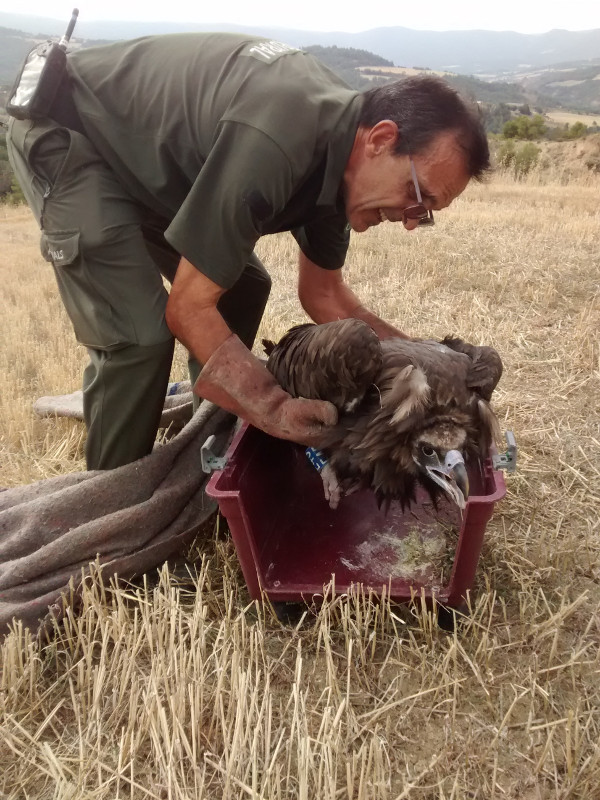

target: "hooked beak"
[426,449,470,509]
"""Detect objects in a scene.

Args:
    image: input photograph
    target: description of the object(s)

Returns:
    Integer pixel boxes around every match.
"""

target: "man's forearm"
[167,258,338,447]
[298,251,410,340]
[347,304,411,340]
[165,256,232,364]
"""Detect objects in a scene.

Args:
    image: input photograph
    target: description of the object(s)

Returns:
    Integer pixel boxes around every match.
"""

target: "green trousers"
[7,118,271,469]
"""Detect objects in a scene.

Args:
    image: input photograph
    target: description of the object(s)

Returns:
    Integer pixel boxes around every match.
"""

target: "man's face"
[343,123,471,233]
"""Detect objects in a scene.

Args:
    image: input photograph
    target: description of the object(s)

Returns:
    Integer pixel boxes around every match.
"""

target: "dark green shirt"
[66,33,362,288]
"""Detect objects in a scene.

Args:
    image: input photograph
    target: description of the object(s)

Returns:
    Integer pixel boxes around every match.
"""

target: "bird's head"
[411,422,469,509]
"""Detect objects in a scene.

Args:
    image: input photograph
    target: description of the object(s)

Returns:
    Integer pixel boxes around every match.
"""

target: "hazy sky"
[13,0,600,34]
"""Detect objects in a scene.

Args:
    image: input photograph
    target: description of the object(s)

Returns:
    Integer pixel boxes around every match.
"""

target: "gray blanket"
[0,401,234,638]
[33,380,194,430]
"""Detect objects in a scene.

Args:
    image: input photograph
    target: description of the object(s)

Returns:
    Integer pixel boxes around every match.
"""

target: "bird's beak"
[426,449,470,509]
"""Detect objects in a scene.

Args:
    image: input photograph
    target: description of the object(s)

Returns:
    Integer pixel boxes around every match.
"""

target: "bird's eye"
[421,444,436,458]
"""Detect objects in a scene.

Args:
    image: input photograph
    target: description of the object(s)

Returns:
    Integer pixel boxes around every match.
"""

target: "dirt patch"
[341,524,457,587]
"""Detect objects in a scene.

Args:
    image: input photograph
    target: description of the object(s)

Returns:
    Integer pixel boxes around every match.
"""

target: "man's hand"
[194,333,338,447]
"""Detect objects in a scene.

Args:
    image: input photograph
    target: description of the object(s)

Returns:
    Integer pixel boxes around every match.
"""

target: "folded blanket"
[33,381,194,430]
[0,401,235,638]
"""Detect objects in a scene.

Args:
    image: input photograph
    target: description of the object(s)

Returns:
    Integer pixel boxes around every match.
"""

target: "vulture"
[263,318,502,511]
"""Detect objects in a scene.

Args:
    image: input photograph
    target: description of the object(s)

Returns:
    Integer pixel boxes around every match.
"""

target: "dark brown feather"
[263,319,382,412]
[265,322,503,509]
[440,336,503,401]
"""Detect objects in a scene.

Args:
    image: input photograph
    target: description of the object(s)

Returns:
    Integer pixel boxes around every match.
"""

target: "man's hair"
[358,75,490,179]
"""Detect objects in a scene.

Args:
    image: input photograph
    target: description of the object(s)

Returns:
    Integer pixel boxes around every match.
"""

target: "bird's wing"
[264,319,383,411]
[379,338,474,408]
[440,337,503,401]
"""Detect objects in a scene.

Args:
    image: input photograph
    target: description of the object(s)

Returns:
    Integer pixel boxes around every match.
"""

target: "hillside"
[301,50,599,118]
[0,26,46,84]
[516,61,600,112]
[537,132,600,174]
[487,133,600,179]
[304,45,393,90]
[358,67,532,105]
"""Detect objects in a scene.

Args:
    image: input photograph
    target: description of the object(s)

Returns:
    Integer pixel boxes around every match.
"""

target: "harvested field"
[357,66,452,78]
[545,110,600,127]
[1,163,599,798]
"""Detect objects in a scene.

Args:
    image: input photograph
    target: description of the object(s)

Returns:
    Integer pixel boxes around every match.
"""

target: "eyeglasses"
[402,158,435,227]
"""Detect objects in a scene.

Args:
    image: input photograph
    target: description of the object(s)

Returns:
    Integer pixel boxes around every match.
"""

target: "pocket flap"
[41,230,80,266]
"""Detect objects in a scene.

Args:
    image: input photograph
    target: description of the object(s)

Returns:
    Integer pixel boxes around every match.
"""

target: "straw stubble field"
[1,168,599,798]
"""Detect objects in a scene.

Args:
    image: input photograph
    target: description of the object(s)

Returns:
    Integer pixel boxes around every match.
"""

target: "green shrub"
[502,114,547,140]
[565,121,588,139]
[502,119,519,139]
[513,142,540,176]
[495,140,540,177]
[8,175,25,205]
[496,139,516,168]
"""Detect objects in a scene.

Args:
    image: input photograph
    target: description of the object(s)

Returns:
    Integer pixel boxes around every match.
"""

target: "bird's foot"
[320,464,342,509]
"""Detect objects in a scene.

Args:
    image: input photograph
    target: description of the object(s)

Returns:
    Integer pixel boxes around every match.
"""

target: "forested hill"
[304,45,392,70]
[302,45,528,101]
[302,46,599,115]
[303,45,393,89]
[303,44,531,104]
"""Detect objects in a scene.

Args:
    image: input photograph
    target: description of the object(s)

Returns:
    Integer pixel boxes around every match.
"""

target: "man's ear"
[366,120,399,157]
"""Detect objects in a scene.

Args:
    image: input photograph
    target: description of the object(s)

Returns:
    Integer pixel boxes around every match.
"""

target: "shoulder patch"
[241,40,301,64]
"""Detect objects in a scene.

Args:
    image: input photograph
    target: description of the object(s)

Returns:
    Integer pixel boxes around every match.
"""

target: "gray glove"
[193,334,338,447]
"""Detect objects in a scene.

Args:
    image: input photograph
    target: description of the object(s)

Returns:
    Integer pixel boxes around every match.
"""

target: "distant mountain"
[1,12,599,75]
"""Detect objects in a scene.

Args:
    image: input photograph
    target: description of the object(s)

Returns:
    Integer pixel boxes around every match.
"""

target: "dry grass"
[1,165,599,798]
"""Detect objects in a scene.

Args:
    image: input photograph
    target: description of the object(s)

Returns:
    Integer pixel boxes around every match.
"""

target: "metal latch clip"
[492,430,517,473]
[201,434,228,474]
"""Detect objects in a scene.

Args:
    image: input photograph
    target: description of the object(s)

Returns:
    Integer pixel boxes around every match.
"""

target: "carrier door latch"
[492,430,517,473]
[201,434,228,474]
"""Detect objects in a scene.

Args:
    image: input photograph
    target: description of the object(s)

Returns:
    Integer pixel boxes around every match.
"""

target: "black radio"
[6,9,79,121]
